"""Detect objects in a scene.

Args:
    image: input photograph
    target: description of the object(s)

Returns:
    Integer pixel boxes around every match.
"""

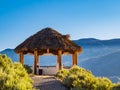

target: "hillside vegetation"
[0,54,34,90]
[56,66,120,90]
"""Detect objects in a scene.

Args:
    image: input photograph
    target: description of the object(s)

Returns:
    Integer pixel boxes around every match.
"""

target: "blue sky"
[0,0,120,51]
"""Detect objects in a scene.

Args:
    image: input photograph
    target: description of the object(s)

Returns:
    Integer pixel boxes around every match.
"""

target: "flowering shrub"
[56,69,68,81]
[56,66,113,90]
[0,54,35,90]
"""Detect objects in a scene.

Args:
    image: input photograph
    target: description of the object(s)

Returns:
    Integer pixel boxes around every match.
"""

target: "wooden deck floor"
[31,75,69,90]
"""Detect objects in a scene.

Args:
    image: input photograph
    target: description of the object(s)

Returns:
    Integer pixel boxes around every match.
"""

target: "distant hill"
[79,50,120,83]
[0,48,19,62]
[73,38,120,48]
[74,38,120,62]
[0,38,120,83]
[73,38,104,48]
[102,39,120,46]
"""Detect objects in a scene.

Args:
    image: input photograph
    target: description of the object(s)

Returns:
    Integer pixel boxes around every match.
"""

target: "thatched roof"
[14,27,82,55]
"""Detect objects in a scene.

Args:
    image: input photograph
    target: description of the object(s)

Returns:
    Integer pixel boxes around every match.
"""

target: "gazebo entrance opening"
[24,54,34,66]
[62,55,72,68]
[40,55,56,66]
[19,50,79,75]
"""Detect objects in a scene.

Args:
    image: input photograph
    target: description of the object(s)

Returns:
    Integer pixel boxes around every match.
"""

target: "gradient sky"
[0,0,120,51]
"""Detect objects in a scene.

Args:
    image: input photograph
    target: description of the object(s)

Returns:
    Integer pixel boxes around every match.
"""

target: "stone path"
[31,75,69,90]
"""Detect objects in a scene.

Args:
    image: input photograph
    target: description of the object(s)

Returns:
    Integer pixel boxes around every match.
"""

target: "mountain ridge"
[73,38,120,48]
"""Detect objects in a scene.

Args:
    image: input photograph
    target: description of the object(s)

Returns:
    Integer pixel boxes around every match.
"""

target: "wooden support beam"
[19,52,24,65]
[57,50,62,70]
[75,51,78,65]
[34,50,39,74]
[72,51,78,66]
[72,53,75,65]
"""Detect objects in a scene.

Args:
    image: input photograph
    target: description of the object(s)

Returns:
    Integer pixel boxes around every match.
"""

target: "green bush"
[0,54,35,90]
[56,66,113,90]
[63,66,99,90]
[56,69,68,81]
[112,83,120,90]
[24,64,33,74]
[96,77,112,90]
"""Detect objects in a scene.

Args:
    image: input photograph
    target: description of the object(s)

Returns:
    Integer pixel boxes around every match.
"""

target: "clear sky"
[0,0,120,51]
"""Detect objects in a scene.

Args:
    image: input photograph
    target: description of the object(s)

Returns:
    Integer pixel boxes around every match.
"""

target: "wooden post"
[72,51,78,66]
[34,50,39,74]
[72,53,75,65]
[19,52,24,65]
[57,50,62,70]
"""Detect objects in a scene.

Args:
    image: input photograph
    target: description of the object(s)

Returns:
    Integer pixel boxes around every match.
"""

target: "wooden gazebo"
[14,27,82,74]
